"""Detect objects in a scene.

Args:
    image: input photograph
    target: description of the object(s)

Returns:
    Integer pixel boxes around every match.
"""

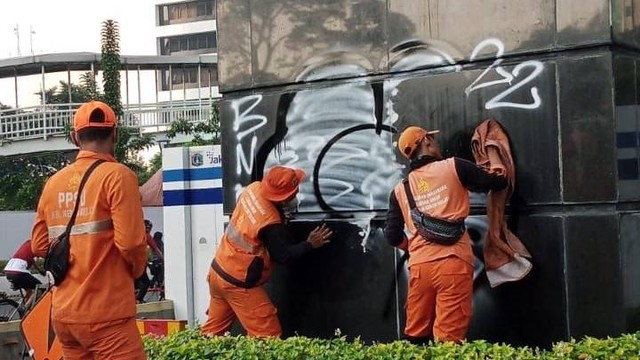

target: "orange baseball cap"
[397,126,440,159]
[260,166,306,202]
[73,101,117,132]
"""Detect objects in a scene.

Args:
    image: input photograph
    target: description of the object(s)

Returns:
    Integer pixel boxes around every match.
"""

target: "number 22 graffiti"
[464,38,544,110]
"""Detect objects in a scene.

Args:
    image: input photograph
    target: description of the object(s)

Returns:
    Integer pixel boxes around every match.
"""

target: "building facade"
[154,0,219,102]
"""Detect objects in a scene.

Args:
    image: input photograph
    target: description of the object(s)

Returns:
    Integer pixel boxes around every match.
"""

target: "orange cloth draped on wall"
[140,169,163,207]
[471,119,532,287]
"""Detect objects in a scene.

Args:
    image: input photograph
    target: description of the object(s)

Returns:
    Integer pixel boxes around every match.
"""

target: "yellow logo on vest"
[67,172,82,191]
[417,179,430,194]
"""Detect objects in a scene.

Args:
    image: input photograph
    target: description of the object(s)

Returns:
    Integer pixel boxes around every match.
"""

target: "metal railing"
[0,100,214,142]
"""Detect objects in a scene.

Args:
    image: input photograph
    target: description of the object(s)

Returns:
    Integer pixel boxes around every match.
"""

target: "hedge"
[143,328,640,360]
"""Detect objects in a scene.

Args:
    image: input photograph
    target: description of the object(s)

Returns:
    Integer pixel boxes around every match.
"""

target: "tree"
[100,19,155,181]
[37,76,97,104]
[101,20,122,118]
[165,102,221,146]
[137,151,163,185]
[148,151,162,174]
[0,153,73,210]
[0,102,15,118]
[79,72,100,101]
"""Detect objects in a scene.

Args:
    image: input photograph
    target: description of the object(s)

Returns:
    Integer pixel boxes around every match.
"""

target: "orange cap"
[260,166,306,202]
[73,101,117,132]
[397,126,440,159]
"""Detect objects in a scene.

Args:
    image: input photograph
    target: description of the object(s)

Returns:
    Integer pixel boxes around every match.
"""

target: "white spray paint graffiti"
[231,94,267,176]
[264,91,400,211]
[228,38,544,214]
[264,63,401,213]
[353,213,377,253]
[464,38,544,110]
[383,40,459,178]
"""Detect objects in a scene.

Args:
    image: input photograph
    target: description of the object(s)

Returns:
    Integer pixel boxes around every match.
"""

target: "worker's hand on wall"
[306,223,333,249]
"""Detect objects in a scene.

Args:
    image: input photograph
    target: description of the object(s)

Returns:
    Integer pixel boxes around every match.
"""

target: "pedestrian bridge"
[0,100,214,156]
[0,52,218,156]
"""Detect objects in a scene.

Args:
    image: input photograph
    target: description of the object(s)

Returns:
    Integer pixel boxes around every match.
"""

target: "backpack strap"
[402,178,417,210]
[63,159,107,235]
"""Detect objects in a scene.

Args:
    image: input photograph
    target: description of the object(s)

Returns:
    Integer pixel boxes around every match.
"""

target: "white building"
[154,0,220,102]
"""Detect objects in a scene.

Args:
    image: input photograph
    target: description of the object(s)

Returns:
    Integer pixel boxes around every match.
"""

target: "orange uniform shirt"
[31,151,147,324]
[394,158,474,267]
[213,182,281,288]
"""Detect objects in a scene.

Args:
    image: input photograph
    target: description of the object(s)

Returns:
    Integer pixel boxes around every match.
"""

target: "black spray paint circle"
[312,123,396,212]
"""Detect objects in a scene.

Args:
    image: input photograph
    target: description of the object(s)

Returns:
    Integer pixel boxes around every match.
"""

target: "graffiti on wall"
[464,38,544,110]
[232,95,268,176]
[221,35,556,342]
[263,74,398,213]
[226,37,548,213]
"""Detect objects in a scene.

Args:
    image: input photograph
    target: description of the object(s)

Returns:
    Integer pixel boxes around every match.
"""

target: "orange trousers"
[201,268,281,337]
[53,317,146,360]
[405,256,473,342]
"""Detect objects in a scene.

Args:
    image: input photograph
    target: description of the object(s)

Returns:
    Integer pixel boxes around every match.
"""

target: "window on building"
[158,0,216,26]
[159,32,217,56]
[159,65,219,91]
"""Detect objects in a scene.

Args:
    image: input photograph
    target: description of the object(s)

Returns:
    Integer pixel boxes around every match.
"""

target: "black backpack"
[403,178,466,246]
[44,159,105,286]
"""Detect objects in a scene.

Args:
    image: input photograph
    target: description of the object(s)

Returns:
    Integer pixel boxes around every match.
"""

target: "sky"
[0,0,156,58]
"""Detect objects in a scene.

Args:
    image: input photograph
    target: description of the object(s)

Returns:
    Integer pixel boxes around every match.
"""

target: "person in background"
[385,126,507,343]
[202,165,333,337]
[4,239,42,306]
[31,101,148,359]
[150,231,165,286]
[152,231,164,256]
[135,220,164,303]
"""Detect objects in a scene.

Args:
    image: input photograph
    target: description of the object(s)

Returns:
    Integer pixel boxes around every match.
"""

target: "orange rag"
[471,119,532,287]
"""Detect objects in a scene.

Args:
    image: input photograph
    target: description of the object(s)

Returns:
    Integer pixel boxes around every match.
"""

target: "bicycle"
[0,282,48,322]
[137,260,165,303]
[0,291,22,322]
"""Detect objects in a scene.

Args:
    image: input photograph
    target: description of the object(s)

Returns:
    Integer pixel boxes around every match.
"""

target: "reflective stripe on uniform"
[225,223,263,255]
[48,219,114,238]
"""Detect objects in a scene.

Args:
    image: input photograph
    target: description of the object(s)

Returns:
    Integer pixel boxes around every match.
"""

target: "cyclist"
[150,231,164,287]
[134,220,164,303]
[3,239,42,307]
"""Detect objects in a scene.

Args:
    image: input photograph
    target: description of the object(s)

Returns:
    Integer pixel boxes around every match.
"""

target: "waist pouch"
[410,209,466,246]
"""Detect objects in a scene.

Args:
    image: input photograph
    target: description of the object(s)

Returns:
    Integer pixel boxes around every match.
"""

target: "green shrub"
[143,328,640,360]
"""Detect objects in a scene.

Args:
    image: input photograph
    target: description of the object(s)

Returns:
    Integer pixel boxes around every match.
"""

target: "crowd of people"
[3,100,507,359]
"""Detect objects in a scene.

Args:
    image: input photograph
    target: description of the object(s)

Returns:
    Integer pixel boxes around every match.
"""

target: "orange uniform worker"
[384,126,507,343]
[202,166,333,337]
[31,101,148,359]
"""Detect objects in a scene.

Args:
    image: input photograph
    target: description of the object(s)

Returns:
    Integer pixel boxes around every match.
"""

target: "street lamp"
[30,26,35,56]
[13,24,21,57]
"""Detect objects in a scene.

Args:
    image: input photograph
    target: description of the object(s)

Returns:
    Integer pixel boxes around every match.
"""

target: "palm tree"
[36,79,97,105]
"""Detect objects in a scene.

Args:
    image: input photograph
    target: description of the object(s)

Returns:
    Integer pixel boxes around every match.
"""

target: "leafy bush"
[143,328,640,360]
